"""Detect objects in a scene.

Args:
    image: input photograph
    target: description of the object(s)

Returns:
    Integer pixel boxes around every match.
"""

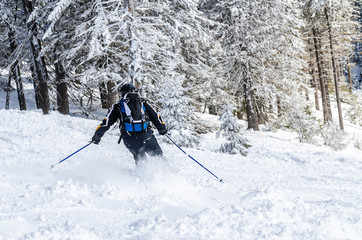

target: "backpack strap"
[123,100,134,122]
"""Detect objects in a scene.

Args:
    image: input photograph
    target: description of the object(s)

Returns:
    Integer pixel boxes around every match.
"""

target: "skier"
[91,83,167,163]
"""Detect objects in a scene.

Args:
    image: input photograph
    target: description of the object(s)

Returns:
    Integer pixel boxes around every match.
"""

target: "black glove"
[92,134,102,144]
[158,127,168,136]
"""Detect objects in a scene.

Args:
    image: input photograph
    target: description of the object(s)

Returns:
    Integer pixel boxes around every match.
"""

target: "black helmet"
[119,83,136,97]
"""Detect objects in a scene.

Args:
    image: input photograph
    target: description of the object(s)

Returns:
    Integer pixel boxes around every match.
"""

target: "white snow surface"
[0,108,362,239]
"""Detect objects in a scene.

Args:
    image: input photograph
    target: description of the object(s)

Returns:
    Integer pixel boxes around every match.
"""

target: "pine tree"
[303,0,359,128]
[22,0,50,114]
[45,0,129,109]
[275,96,322,143]
[203,0,308,130]
[42,0,72,114]
[217,105,250,155]
[158,71,198,147]
[346,94,362,126]
[170,0,224,112]
[0,0,27,110]
[123,0,179,98]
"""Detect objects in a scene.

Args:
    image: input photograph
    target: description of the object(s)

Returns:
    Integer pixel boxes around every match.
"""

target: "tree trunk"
[5,75,11,110]
[55,60,69,114]
[312,28,330,123]
[325,8,344,131]
[305,87,310,101]
[12,64,27,110]
[106,81,117,109]
[243,63,259,131]
[308,40,320,111]
[22,0,50,114]
[126,0,138,86]
[347,58,353,93]
[313,70,320,111]
[244,86,259,131]
[30,64,41,109]
[208,105,217,115]
[7,15,26,110]
[99,82,108,109]
[339,62,344,83]
[277,96,282,118]
[202,98,209,113]
[335,61,340,81]
[317,35,333,121]
[99,81,117,109]
[311,64,320,111]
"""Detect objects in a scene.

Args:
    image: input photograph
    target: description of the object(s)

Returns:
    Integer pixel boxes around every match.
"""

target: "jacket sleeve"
[93,104,120,138]
[144,102,166,132]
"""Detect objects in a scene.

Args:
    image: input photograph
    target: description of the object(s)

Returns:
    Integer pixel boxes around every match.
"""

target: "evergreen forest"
[1,0,362,150]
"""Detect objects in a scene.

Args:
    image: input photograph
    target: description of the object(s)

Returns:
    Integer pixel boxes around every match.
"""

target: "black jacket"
[93,99,166,139]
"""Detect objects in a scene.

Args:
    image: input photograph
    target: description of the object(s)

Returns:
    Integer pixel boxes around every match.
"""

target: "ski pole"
[51,142,93,168]
[165,134,223,183]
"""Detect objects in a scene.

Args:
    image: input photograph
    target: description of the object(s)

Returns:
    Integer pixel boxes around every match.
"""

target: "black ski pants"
[122,130,163,163]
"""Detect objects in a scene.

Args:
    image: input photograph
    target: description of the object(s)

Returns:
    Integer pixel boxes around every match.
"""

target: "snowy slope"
[0,108,361,240]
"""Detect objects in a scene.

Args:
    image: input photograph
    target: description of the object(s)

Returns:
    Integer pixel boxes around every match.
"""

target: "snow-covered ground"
[1,89,362,239]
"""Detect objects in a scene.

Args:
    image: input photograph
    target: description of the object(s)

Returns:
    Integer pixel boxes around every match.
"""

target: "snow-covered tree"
[0,0,54,113]
[217,105,250,155]
[303,0,360,127]
[124,0,180,98]
[204,0,308,130]
[21,0,51,114]
[346,94,362,126]
[44,0,130,109]
[42,0,226,121]
[275,96,322,143]
[170,0,225,112]
[0,0,27,110]
[118,0,225,143]
[123,0,224,113]
[158,71,198,147]
[321,123,346,150]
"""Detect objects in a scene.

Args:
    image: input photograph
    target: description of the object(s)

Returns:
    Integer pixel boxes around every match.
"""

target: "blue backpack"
[120,92,149,132]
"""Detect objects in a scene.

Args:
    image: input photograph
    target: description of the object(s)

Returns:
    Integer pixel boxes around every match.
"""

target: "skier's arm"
[92,104,119,144]
[144,102,167,135]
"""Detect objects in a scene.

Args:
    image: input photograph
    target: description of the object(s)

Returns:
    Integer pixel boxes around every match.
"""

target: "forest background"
[1,0,362,151]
